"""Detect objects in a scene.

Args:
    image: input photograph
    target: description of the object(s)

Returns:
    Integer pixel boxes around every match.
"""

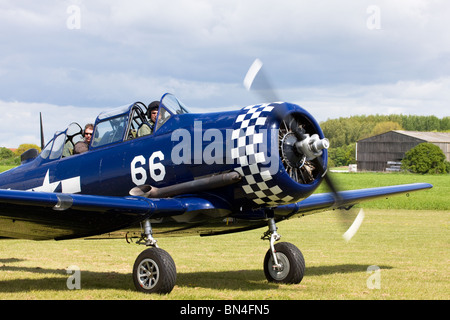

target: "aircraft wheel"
[133,248,176,294]
[263,242,305,284]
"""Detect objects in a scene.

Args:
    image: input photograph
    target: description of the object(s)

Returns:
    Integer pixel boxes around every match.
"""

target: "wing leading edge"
[274,183,433,217]
[198,183,433,237]
[0,189,228,240]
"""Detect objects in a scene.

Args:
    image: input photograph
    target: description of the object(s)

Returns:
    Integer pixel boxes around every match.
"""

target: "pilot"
[74,123,94,154]
[138,101,159,136]
[148,101,159,130]
[136,102,159,137]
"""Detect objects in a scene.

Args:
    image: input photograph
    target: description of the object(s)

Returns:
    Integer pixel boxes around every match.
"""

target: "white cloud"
[0,100,104,148]
[283,77,450,122]
[0,0,449,148]
[1,75,447,148]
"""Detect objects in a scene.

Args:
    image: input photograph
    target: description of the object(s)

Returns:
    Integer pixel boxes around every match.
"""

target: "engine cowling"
[232,102,329,208]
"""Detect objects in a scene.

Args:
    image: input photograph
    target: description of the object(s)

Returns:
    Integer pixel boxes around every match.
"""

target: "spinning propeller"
[243,58,364,241]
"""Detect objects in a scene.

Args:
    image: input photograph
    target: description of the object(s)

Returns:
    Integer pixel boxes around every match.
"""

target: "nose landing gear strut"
[132,219,177,294]
[262,218,305,284]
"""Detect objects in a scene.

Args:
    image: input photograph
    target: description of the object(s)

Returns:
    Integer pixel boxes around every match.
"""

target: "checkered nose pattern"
[231,103,294,206]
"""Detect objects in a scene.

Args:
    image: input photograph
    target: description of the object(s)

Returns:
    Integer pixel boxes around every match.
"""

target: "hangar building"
[356,131,450,172]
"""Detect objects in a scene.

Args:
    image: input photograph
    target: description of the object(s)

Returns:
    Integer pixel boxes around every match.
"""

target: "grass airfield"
[0,172,448,300]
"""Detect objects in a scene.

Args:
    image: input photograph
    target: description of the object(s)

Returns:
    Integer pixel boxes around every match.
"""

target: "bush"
[401,143,448,174]
[0,147,14,159]
[328,144,356,167]
[0,157,20,166]
[0,147,19,166]
[15,143,41,156]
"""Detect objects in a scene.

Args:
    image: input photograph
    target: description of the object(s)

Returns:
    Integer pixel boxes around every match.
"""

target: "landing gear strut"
[132,219,177,294]
[262,218,305,284]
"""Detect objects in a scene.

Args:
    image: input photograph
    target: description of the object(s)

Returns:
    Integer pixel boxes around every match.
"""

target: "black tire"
[133,248,176,294]
[263,242,305,284]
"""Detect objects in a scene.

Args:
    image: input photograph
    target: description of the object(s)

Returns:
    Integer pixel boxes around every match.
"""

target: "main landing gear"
[262,218,305,284]
[131,218,305,294]
[132,219,176,294]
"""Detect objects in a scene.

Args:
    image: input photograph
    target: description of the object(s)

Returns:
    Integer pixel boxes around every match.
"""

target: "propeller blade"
[312,156,342,204]
[243,58,365,241]
[313,158,362,240]
[243,58,279,103]
[342,208,365,242]
[243,58,263,91]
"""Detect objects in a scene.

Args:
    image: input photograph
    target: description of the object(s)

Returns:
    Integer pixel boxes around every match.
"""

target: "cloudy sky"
[0,0,449,148]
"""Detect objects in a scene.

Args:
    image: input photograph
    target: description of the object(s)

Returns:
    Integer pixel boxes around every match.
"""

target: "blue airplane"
[0,93,432,294]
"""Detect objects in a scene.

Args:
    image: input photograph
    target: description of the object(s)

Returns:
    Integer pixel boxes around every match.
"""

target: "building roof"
[393,131,450,143]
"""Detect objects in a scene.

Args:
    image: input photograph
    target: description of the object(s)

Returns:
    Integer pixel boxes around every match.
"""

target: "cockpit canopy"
[91,93,190,149]
[33,94,190,164]
[35,122,84,164]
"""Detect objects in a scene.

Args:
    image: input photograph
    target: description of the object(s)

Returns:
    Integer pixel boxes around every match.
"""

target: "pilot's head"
[148,101,159,123]
[84,123,94,144]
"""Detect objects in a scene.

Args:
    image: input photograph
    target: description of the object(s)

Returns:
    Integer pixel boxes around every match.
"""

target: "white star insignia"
[32,170,61,192]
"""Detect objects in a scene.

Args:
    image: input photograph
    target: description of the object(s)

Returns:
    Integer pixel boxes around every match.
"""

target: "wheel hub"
[268,252,290,281]
[138,258,160,289]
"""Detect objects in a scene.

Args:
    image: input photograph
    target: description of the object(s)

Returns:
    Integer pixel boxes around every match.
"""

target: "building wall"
[434,142,450,162]
[356,131,424,171]
[357,131,450,171]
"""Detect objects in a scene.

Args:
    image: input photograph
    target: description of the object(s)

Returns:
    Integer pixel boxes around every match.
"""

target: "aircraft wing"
[0,183,433,240]
[274,183,433,217]
[0,189,229,240]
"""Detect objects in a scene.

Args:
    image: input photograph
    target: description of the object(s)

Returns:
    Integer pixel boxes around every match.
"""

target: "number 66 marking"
[131,152,166,185]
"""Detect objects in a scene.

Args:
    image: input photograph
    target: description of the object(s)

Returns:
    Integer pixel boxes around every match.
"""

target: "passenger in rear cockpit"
[74,123,93,154]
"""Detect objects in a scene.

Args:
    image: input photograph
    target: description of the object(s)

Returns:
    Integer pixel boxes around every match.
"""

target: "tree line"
[0,144,41,166]
[319,114,450,167]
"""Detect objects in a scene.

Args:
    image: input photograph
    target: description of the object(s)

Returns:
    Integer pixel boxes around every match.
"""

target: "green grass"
[0,208,448,300]
[0,165,15,173]
[316,172,449,210]
[0,171,448,299]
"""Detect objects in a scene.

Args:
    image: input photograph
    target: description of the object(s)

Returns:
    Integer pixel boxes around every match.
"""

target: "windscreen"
[156,94,190,131]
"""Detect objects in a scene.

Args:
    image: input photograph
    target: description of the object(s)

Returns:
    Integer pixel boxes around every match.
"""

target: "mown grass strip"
[316,172,449,210]
[0,171,448,299]
[0,208,448,300]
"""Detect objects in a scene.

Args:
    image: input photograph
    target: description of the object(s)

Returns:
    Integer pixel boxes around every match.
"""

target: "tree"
[14,144,41,156]
[0,147,20,166]
[328,144,356,167]
[0,147,14,159]
[370,121,403,136]
[401,143,448,174]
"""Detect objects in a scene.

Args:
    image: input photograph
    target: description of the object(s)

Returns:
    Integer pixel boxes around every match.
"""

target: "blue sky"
[0,0,449,147]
